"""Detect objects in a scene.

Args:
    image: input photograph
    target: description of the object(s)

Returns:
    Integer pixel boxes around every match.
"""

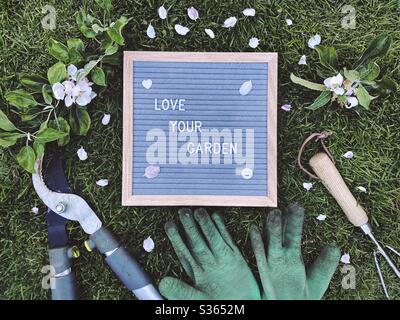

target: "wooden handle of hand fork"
[309,152,369,227]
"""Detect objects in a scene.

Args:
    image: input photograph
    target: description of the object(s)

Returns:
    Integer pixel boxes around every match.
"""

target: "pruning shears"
[33,151,163,300]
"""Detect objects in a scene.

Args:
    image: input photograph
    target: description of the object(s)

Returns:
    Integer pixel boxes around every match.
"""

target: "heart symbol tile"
[142,79,153,89]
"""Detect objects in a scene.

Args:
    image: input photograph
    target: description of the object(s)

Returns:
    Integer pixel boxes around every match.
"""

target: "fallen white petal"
[281,104,292,112]
[223,16,237,28]
[31,207,39,214]
[286,18,293,26]
[298,55,307,65]
[143,236,155,252]
[316,214,327,221]
[340,253,351,264]
[144,165,160,179]
[142,79,153,89]
[101,113,111,126]
[77,147,88,161]
[242,8,256,16]
[204,28,215,39]
[241,168,253,180]
[239,80,253,96]
[303,182,313,191]
[357,186,367,193]
[249,37,259,49]
[146,23,156,39]
[96,179,109,187]
[158,6,167,19]
[175,24,190,35]
[308,34,321,49]
[187,7,199,21]
[343,151,354,159]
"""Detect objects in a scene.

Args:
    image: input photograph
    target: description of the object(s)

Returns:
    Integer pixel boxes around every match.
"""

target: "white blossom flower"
[223,17,237,28]
[316,214,327,221]
[204,28,215,39]
[343,151,354,159]
[31,207,39,214]
[187,7,199,20]
[249,37,259,49]
[158,6,167,19]
[52,83,65,100]
[298,55,307,65]
[357,186,367,193]
[243,8,256,16]
[143,236,155,252]
[346,96,358,109]
[96,179,109,187]
[303,182,313,191]
[286,19,293,26]
[281,104,292,112]
[77,147,88,161]
[175,24,190,35]
[101,113,111,125]
[308,34,321,49]
[340,253,351,264]
[52,64,96,107]
[324,73,345,95]
[146,23,156,39]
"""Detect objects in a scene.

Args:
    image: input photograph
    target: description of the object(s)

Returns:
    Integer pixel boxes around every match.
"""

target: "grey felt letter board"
[123,52,277,207]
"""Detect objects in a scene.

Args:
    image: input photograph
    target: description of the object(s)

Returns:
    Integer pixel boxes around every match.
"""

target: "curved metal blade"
[33,157,102,235]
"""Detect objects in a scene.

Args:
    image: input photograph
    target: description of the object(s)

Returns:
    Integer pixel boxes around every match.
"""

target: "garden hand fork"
[309,152,400,299]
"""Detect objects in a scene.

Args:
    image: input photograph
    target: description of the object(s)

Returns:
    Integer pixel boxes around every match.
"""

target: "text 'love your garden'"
[144,93,256,179]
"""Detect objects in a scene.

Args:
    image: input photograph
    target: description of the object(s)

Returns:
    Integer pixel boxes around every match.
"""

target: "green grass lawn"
[0,0,399,300]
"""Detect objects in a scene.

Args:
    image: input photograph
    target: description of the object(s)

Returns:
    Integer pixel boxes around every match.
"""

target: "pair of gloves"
[158,204,341,300]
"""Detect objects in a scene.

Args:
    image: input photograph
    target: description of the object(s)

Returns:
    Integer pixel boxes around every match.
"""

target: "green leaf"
[67,38,85,52]
[290,73,327,91]
[35,127,68,144]
[16,146,36,173]
[91,67,106,86]
[80,25,97,38]
[315,46,338,71]
[67,38,85,64]
[33,141,45,158]
[68,48,84,65]
[306,91,332,110]
[5,90,38,108]
[47,62,67,85]
[105,44,118,56]
[48,39,69,62]
[359,62,381,81]
[0,109,17,131]
[106,16,130,46]
[76,60,98,82]
[48,117,70,146]
[355,34,392,68]
[102,52,121,65]
[92,24,108,34]
[0,132,23,148]
[42,84,53,105]
[76,107,91,135]
[356,84,372,109]
[20,74,48,92]
[95,0,113,11]
[343,69,360,82]
[373,76,397,96]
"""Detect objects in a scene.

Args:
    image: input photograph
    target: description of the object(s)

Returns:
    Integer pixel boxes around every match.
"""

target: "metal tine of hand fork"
[372,243,400,299]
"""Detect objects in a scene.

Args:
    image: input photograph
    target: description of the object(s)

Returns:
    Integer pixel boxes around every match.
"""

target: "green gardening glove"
[250,203,341,300]
[159,208,261,300]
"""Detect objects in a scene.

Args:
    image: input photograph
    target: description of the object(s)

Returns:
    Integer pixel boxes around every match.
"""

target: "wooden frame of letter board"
[122,51,277,207]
